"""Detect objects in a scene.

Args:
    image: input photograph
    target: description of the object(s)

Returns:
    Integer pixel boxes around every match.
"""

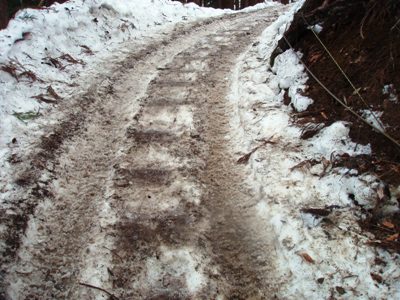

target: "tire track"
[2,7,285,299]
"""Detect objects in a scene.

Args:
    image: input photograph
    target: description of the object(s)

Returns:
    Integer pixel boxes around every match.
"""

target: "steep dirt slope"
[272,0,400,252]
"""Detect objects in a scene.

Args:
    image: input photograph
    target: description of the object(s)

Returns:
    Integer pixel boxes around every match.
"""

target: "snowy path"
[2,7,284,299]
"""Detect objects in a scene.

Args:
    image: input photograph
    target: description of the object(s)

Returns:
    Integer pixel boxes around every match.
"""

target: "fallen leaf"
[309,52,322,64]
[370,273,383,284]
[381,220,395,229]
[386,233,399,241]
[299,252,315,264]
[237,152,252,164]
[336,286,346,295]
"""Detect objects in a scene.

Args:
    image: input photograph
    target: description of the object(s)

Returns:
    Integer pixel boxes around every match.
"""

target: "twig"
[78,282,119,300]
[391,18,400,31]
[359,1,377,39]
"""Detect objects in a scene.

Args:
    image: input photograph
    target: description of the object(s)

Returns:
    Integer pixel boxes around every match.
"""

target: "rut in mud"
[2,7,285,299]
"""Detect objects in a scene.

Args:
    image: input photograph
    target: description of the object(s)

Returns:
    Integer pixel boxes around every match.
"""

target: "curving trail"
[2,7,285,299]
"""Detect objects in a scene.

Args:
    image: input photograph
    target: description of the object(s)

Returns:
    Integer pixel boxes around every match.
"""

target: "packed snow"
[228,0,400,298]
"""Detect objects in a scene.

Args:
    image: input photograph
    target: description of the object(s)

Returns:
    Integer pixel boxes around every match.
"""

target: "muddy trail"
[1,7,284,299]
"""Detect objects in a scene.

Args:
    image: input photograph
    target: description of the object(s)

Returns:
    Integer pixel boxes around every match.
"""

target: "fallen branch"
[78,282,119,300]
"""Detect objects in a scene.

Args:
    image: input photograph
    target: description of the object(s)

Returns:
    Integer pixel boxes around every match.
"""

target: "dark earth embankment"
[273,0,400,252]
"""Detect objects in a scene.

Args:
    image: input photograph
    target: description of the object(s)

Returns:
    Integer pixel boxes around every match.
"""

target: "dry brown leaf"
[309,52,322,64]
[299,252,315,264]
[370,273,383,284]
[386,233,399,241]
[47,86,61,100]
[381,220,395,229]
[237,152,252,164]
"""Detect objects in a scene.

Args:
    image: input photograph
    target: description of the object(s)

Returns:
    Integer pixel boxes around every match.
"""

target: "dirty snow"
[228,0,400,298]
[2,0,399,298]
[0,0,225,205]
[145,246,206,294]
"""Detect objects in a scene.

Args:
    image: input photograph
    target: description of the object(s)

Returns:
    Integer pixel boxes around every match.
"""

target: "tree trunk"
[0,0,9,29]
[248,0,257,6]
[188,0,203,5]
[222,0,235,9]
[241,0,248,9]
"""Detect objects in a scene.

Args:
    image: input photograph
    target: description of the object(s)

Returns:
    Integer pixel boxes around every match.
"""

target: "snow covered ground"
[0,0,227,204]
[228,1,400,298]
[2,0,400,298]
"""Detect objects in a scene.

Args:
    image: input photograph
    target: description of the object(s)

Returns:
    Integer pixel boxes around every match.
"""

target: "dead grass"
[43,53,85,70]
[80,45,94,55]
[33,85,61,104]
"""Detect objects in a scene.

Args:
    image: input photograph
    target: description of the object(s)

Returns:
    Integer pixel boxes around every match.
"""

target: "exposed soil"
[0,7,284,299]
[273,0,400,252]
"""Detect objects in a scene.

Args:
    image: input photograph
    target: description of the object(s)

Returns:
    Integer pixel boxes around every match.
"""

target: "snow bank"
[227,0,400,298]
[0,0,223,203]
[272,49,313,111]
